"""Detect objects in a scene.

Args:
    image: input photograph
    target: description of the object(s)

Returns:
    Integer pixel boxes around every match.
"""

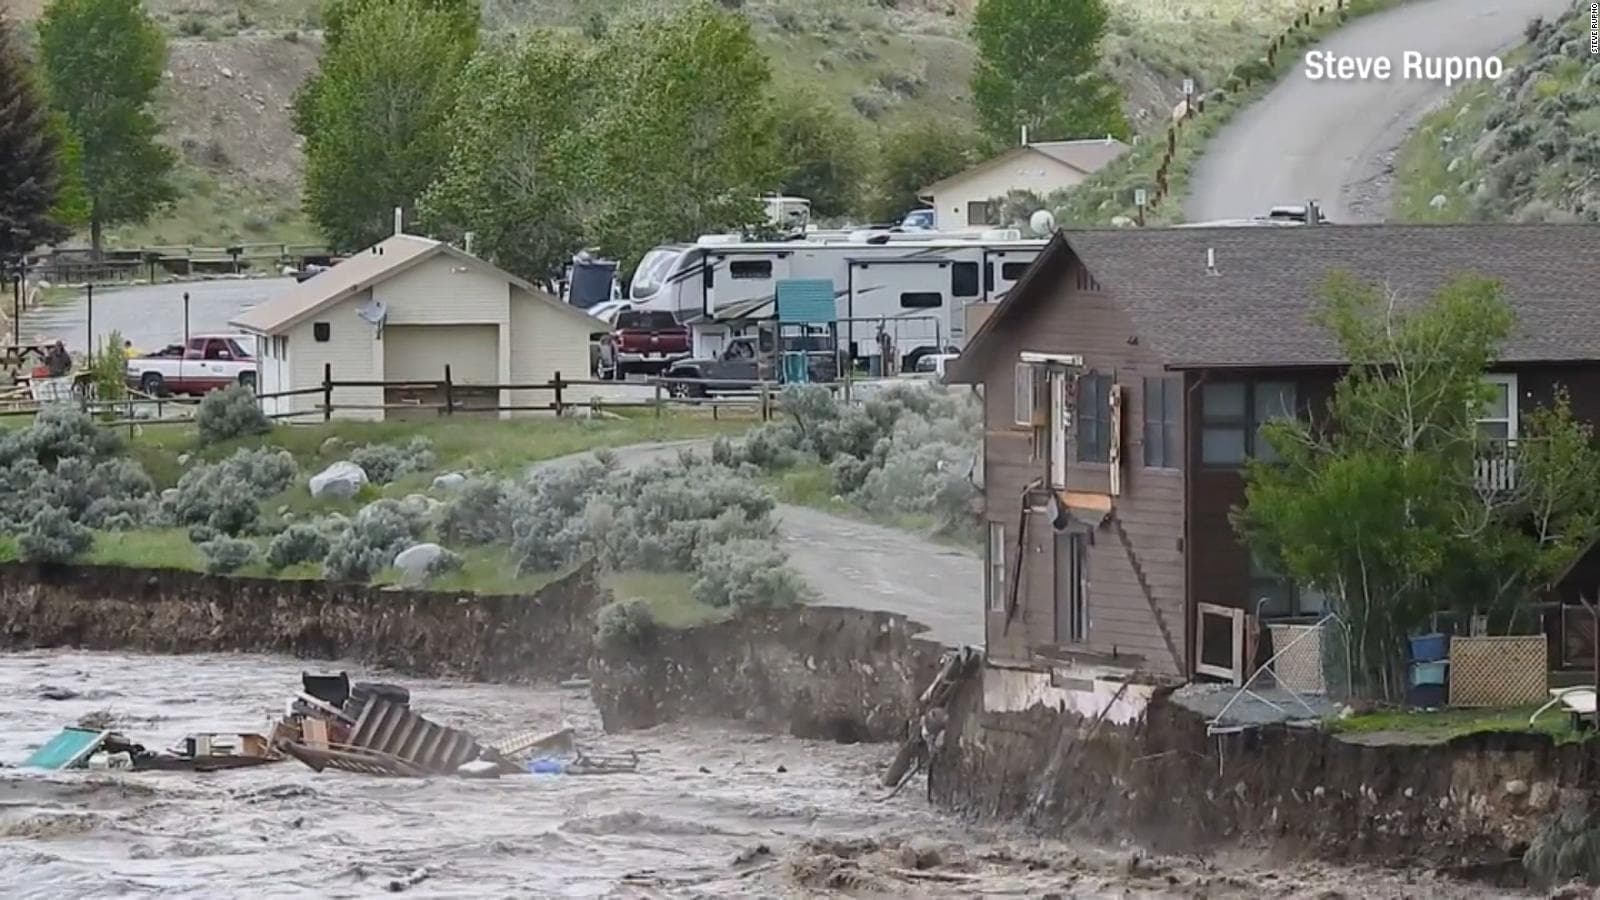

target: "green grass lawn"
[1328,704,1588,744]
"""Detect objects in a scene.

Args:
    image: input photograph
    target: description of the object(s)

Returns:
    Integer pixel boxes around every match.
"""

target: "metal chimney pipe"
[393,207,403,236]
[1306,199,1321,225]
[1021,124,1028,146]
[464,231,475,255]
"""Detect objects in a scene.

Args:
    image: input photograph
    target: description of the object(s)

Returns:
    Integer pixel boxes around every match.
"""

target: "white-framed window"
[1014,362,1036,427]
[986,522,1007,612]
[1478,374,1518,442]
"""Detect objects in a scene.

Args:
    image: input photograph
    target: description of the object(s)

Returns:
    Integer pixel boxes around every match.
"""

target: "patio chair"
[1529,686,1597,730]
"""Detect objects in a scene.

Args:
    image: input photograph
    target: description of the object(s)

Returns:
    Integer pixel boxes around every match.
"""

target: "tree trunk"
[90,217,103,261]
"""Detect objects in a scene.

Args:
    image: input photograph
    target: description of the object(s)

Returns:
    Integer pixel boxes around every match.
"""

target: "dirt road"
[534,441,983,648]
[1185,0,1572,223]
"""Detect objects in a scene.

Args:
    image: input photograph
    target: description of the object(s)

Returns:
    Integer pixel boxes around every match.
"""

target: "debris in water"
[558,678,591,690]
[37,685,80,701]
[387,866,431,892]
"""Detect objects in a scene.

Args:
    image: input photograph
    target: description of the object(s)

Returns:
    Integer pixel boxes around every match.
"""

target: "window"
[951,262,980,298]
[1200,381,1297,465]
[987,523,1007,612]
[967,201,990,226]
[1001,261,1031,281]
[1250,553,1330,618]
[203,340,229,360]
[1077,372,1113,463]
[1143,376,1182,468]
[616,310,681,331]
[1478,374,1518,443]
[900,291,942,309]
[313,322,331,342]
[729,259,772,280]
[1014,362,1037,426]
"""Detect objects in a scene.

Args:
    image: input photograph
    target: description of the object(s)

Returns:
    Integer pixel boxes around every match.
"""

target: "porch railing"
[1476,438,1520,494]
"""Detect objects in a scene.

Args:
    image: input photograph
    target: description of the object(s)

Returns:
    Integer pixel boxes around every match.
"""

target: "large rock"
[431,472,467,492]
[393,543,445,584]
[310,461,368,499]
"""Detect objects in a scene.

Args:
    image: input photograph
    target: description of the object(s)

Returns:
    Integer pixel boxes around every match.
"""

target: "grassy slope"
[16,0,1340,248]
[1392,9,1599,225]
[1329,704,1585,744]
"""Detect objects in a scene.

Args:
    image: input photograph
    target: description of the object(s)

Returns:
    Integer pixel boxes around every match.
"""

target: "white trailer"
[627,229,1046,370]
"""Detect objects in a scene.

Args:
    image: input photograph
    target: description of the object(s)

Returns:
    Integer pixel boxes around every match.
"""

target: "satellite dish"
[1029,209,1056,236]
[355,298,388,338]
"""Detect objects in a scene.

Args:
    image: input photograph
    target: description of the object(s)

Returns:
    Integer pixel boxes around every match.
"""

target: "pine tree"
[0,14,70,267]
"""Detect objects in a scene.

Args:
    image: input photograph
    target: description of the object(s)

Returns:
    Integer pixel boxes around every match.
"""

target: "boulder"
[400,493,442,518]
[431,472,467,491]
[319,436,343,455]
[393,543,446,584]
[310,461,368,499]
[1429,193,1449,210]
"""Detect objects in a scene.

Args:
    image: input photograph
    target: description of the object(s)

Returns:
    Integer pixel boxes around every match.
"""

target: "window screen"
[313,322,331,342]
[951,262,980,298]
[729,260,772,280]
[1143,376,1182,468]
[900,292,942,309]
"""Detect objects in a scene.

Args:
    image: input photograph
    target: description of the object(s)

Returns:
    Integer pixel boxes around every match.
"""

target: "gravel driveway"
[1185,0,1572,223]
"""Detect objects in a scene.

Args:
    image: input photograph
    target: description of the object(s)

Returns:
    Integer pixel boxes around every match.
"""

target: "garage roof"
[230,234,594,334]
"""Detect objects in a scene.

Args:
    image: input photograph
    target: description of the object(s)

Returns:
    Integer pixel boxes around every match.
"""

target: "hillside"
[7,0,1331,248]
[1392,7,1600,224]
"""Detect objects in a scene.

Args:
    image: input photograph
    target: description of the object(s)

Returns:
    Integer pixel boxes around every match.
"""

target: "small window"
[966,201,990,226]
[1143,375,1182,468]
[951,262,980,298]
[729,260,772,280]
[1077,372,1113,463]
[900,291,942,309]
[1201,381,1297,466]
[1014,362,1038,427]
[1001,261,1031,281]
[313,322,331,342]
[1478,374,1518,443]
[1253,381,1296,462]
[987,522,1007,612]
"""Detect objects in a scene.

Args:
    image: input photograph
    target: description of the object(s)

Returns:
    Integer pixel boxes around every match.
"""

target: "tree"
[869,118,985,222]
[297,0,475,250]
[37,0,174,256]
[771,89,870,221]
[419,31,592,283]
[585,1,781,268]
[971,0,1128,145]
[0,15,71,267]
[320,0,478,52]
[1237,274,1600,700]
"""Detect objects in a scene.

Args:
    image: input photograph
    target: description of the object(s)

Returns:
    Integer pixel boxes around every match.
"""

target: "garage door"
[384,325,498,384]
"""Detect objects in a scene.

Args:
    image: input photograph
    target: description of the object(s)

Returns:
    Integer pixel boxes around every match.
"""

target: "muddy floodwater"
[0,651,1528,898]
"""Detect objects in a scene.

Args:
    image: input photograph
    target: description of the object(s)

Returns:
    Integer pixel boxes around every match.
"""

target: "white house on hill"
[231,233,596,421]
[920,137,1130,229]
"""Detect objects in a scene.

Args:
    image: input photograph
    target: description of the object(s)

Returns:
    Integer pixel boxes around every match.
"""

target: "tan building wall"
[931,153,1084,229]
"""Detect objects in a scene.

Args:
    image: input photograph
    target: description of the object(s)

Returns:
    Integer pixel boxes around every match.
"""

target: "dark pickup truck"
[662,337,837,396]
[596,310,689,379]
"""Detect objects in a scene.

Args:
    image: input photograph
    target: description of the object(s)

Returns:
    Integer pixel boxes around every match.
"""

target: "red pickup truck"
[595,310,689,380]
[126,334,258,396]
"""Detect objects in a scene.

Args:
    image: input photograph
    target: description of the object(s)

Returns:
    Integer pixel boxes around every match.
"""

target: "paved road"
[534,440,984,649]
[1185,0,1572,223]
[20,277,292,354]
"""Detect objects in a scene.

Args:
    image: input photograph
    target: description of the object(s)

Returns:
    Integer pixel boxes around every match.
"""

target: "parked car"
[595,310,689,380]
[911,352,960,381]
[126,334,257,396]
[662,336,837,396]
[586,302,633,374]
[897,208,936,231]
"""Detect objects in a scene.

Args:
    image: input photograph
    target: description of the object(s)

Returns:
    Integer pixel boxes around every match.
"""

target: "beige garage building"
[919,137,1129,229]
[232,233,596,421]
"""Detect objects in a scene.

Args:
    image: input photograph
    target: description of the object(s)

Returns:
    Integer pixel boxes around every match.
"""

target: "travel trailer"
[627,229,1047,371]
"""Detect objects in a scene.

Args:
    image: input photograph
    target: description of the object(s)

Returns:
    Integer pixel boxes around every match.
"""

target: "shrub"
[266,523,331,569]
[426,547,464,577]
[439,478,510,545]
[25,406,121,468]
[595,598,657,648]
[691,538,808,610]
[82,496,158,530]
[18,508,93,563]
[196,385,271,444]
[322,499,425,581]
[348,437,436,484]
[509,459,613,572]
[199,537,256,574]
[188,524,220,544]
[219,447,297,494]
[169,466,260,536]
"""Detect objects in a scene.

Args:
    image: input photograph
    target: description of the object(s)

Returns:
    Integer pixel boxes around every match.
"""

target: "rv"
[627,228,1047,371]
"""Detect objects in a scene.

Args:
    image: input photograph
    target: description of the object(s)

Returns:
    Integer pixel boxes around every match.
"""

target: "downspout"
[1182,367,1208,678]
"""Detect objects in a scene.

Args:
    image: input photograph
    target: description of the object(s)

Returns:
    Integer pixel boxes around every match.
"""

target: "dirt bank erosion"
[0,562,605,682]
[933,677,1597,872]
[590,605,946,743]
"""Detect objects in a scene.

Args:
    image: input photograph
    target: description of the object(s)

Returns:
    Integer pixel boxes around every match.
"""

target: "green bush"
[348,436,436,484]
[199,536,256,574]
[266,523,331,569]
[196,385,270,444]
[18,508,93,563]
[595,598,657,648]
[691,538,808,610]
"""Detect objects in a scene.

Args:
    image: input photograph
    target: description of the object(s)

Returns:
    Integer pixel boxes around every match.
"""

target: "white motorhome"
[627,228,1046,370]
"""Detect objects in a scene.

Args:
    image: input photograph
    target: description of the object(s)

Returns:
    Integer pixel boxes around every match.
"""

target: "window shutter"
[1013,362,1034,426]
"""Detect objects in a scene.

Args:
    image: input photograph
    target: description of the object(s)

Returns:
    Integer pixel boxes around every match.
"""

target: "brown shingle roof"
[1066,223,1600,368]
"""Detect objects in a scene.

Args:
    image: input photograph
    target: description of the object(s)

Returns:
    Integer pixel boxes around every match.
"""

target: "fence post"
[553,370,564,416]
[760,381,770,422]
[654,380,663,418]
[322,362,332,422]
[443,364,454,416]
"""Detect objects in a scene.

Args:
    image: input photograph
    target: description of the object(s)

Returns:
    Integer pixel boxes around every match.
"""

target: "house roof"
[230,233,594,334]
[918,138,1130,196]
[948,223,1600,381]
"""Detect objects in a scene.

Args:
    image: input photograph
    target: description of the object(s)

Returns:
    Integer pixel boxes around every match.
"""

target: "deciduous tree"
[419,31,592,282]
[36,0,174,256]
[0,15,70,265]
[971,0,1128,145]
[771,89,870,221]
[869,118,985,223]
[584,1,780,267]
[297,0,475,250]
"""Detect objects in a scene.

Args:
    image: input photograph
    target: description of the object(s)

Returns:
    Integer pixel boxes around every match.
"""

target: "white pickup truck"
[126,334,258,396]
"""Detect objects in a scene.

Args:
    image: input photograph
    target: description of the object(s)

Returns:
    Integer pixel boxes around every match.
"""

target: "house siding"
[932,154,1084,229]
[508,286,594,412]
[375,255,510,325]
[287,291,383,421]
[977,251,1186,676]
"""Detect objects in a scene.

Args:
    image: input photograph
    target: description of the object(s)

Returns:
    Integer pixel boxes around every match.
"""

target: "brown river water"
[0,650,1529,898]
